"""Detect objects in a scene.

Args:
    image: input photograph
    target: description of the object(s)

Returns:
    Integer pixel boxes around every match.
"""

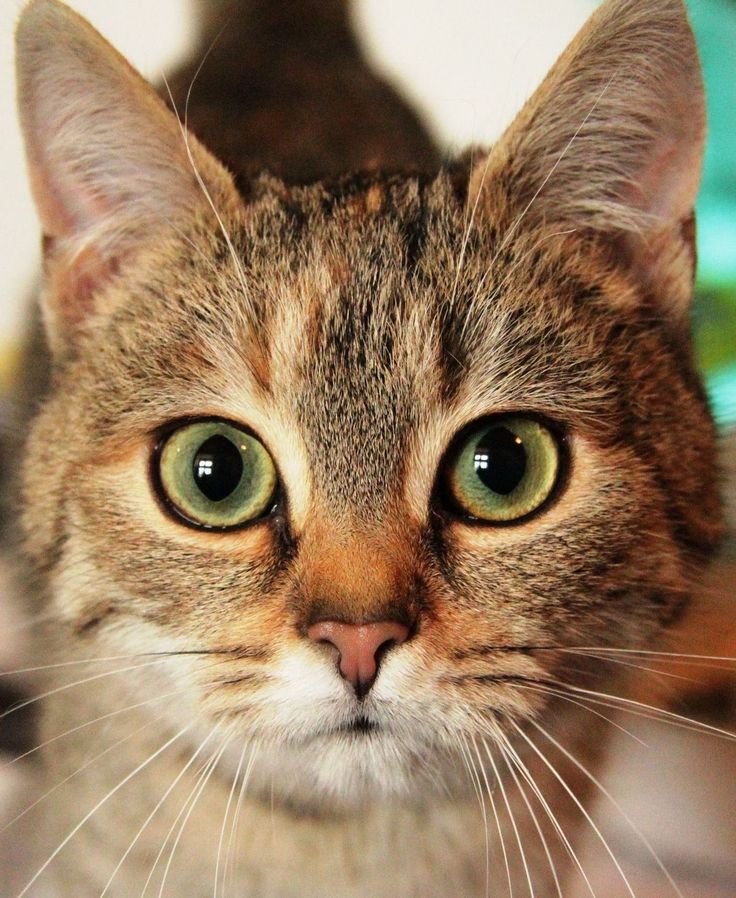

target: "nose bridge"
[298,523,417,627]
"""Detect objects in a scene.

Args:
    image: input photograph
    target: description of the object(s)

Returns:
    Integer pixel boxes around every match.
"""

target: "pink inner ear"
[626,135,703,226]
[25,115,122,250]
[467,0,705,244]
[25,148,77,244]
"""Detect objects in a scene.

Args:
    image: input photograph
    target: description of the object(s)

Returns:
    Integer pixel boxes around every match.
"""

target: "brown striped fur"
[10,0,726,895]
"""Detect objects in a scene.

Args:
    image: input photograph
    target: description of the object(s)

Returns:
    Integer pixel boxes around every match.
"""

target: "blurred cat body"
[12,0,722,895]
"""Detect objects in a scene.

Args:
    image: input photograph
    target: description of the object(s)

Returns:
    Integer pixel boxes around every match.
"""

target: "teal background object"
[591,0,736,428]
[686,0,735,427]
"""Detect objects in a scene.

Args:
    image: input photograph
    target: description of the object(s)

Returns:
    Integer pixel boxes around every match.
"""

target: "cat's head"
[16,0,723,808]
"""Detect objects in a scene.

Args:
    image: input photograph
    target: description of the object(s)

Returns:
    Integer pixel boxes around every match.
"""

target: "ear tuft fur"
[15,0,239,349]
[473,0,705,235]
[468,0,705,317]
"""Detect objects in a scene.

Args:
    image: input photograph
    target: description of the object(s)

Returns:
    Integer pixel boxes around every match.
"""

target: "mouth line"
[334,714,379,736]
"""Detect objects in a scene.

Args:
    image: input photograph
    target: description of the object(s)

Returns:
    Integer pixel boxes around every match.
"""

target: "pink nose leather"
[307,620,410,694]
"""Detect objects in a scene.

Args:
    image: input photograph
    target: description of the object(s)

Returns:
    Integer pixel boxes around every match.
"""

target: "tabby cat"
[8,0,725,894]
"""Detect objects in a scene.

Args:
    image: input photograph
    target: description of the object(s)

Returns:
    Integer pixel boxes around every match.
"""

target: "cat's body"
[7,0,727,895]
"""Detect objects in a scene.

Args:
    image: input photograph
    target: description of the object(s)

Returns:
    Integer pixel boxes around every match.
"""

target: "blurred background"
[0,1,734,896]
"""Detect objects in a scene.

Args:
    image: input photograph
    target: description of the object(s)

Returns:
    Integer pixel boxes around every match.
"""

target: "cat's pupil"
[192,435,244,502]
[473,427,527,495]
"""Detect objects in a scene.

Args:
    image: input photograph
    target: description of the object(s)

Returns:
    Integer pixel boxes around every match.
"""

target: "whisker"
[494,728,597,898]
[14,725,190,898]
[509,719,638,898]
[161,75,253,321]
[156,728,233,898]
[0,651,223,679]
[491,71,616,260]
[224,741,259,894]
[0,657,199,723]
[486,681,648,748]
[458,734,493,898]
[480,734,535,898]
[140,731,229,897]
[559,682,736,742]
[528,717,685,898]
[3,686,192,770]
[484,674,736,743]
[450,146,492,309]
[0,715,162,835]
[100,724,222,897]
[560,646,736,672]
[469,732,514,898]
[498,741,564,898]
[214,739,248,898]
[562,647,736,660]
[138,750,219,898]
[557,649,735,681]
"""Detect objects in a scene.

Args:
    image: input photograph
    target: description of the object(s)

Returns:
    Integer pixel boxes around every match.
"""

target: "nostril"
[306,621,342,651]
[374,635,398,667]
[306,620,411,695]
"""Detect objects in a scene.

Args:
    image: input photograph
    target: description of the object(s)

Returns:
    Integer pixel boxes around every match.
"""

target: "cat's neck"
[38,678,488,898]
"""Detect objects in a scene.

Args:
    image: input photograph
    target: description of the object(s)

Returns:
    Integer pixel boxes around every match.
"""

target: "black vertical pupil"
[473,426,527,495]
[192,435,244,502]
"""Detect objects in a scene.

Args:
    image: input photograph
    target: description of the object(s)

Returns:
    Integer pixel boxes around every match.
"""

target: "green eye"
[445,416,561,523]
[157,421,277,529]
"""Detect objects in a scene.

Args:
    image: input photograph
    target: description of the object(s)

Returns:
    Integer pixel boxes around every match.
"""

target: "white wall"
[0,0,594,348]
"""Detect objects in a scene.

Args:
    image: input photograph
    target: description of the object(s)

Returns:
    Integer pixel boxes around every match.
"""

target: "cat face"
[17,0,723,807]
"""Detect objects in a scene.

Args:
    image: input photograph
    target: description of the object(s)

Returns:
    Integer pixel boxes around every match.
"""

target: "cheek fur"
[51,413,691,736]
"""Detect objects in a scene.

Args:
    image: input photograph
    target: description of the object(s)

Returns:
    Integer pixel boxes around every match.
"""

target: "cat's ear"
[469,0,705,316]
[16,0,240,355]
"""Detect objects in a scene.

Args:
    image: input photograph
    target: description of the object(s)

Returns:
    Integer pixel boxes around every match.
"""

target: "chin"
[225,722,462,814]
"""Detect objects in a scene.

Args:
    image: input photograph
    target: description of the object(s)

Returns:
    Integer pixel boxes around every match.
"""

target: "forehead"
[90,173,618,518]
[229,176,614,515]
[240,175,468,514]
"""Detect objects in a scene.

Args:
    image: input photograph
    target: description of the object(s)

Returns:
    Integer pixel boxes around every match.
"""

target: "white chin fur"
[221,727,467,814]
[209,648,468,812]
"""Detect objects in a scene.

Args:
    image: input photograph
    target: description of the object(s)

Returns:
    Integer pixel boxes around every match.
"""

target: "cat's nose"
[307,620,410,697]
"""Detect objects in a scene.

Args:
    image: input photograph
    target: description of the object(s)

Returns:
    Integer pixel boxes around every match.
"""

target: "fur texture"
[9,0,725,895]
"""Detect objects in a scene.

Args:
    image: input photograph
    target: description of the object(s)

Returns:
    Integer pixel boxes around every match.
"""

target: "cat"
[5,0,729,895]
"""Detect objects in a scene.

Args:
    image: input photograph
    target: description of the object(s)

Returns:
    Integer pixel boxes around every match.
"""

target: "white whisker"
[491,72,618,269]
[560,682,736,742]
[156,729,233,898]
[0,653,191,679]
[1,716,161,835]
[498,740,563,898]
[14,726,190,898]
[481,734,535,898]
[494,727,597,898]
[510,720,637,898]
[528,717,685,898]
[0,657,194,723]
[214,739,247,898]
[100,725,221,897]
[559,650,725,685]
[3,686,192,770]
[469,732,514,898]
[160,75,252,319]
[450,146,492,308]
[458,734,492,898]
[224,742,259,895]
